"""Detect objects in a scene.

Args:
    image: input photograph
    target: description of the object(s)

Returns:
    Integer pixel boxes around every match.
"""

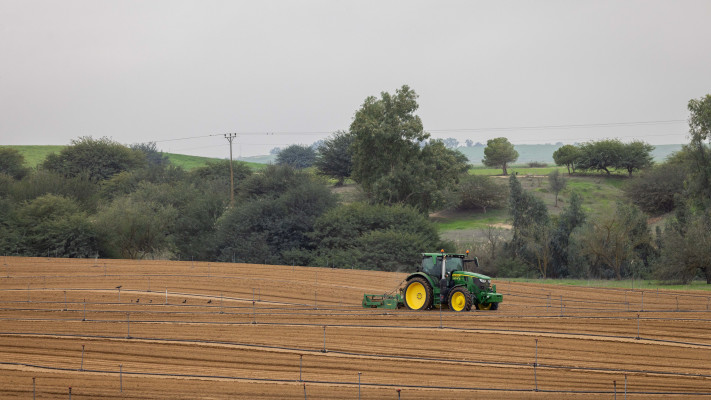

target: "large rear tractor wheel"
[404,278,433,310]
[448,287,472,312]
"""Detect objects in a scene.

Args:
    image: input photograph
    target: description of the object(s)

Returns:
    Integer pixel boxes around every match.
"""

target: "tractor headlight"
[479,279,488,284]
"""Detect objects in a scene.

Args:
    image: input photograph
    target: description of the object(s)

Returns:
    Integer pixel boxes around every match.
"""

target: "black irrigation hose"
[7,314,711,351]
[3,301,711,325]
[2,322,711,380]
[3,360,710,396]
[1,336,711,396]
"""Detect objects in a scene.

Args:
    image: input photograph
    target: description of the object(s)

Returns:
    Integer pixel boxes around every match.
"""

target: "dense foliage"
[275,145,317,169]
[349,85,469,212]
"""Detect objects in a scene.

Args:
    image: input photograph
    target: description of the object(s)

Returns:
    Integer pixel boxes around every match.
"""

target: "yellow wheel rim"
[451,292,466,311]
[405,282,426,310]
[478,302,492,310]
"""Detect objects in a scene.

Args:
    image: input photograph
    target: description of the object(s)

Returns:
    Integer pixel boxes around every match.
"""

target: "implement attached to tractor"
[362,250,503,312]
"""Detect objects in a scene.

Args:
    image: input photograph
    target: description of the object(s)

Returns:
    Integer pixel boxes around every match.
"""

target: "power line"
[151,119,687,144]
[427,119,687,133]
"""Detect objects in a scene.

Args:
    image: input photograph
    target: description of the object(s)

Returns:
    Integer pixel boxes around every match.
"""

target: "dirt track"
[1,257,710,399]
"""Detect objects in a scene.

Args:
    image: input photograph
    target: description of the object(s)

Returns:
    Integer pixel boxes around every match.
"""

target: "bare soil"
[1,257,710,399]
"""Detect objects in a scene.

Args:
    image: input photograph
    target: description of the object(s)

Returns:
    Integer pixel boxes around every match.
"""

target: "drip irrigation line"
[2,302,711,324]
[3,360,710,396]
[1,332,711,383]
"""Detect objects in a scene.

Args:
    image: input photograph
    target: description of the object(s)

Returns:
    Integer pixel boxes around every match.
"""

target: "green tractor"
[363,251,503,311]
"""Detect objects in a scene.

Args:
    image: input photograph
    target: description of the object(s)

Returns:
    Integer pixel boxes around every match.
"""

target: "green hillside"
[4,145,265,171]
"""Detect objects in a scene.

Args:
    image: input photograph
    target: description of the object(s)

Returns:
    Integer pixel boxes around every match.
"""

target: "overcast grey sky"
[1,0,710,158]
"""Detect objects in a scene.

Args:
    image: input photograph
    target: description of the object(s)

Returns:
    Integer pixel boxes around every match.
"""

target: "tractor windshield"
[422,256,463,277]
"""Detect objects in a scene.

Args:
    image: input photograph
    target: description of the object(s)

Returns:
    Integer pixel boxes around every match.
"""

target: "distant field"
[505,277,711,292]
[4,145,265,171]
[458,143,682,165]
[434,173,627,245]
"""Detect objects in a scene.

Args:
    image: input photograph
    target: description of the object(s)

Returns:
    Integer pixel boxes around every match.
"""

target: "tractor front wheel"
[476,302,499,310]
[404,278,432,310]
[448,287,472,312]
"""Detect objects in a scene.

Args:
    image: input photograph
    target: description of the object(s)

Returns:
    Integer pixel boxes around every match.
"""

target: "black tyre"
[448,286,472,312]
[404,277,433,310]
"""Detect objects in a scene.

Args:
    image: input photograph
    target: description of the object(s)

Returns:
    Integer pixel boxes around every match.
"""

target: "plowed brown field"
[1,256,710,399]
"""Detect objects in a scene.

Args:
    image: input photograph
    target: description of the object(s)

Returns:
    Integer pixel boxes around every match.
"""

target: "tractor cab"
[420,253,465,278]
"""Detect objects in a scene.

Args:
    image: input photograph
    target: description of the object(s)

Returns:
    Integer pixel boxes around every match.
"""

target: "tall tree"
[552,144,580,175]
[350,85,428,191]
[349,85,468,212]
[508,174,549,260]
[549,191,586,277]
[686,94,711,205]
[314,130,354,186]
[548,169,567,207]
[482,137,518,175]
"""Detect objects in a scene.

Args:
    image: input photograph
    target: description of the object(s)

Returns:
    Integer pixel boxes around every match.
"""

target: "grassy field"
[433,172,628,240]
[5,145,266,171]
[504,277,711,292]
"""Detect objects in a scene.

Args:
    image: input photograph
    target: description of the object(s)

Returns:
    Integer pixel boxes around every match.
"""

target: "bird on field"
[136,298,139,303]
[207,299,212,304]
[149,299,152,303]
[182,299,187,303]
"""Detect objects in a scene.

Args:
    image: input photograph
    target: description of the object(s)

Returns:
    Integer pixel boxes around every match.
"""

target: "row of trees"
[471,94,711,284]
[553,140,654,176]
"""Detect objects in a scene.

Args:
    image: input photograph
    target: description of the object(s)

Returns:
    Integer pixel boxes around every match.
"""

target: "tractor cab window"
[422,256,463,277]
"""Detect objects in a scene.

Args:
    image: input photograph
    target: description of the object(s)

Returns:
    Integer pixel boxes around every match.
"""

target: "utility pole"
[224,133,237,206]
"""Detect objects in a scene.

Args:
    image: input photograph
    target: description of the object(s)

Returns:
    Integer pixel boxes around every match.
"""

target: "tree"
[456,175,508,213]
[314,130,354,186]
[575,139,624,175]
[686,94,711,205]
[482,137,518,175]
[507,174,549,260]
[15,194,98,257]
[618,141,654,176]
[548,169,567,207]
[306,202,446,271]
[552,145,580,175]
[654,210,711,284]
[623,163,686,214]
[42,136,146,182]
[465,139,474,147]
[0,147,30,180]
[212,165,337,264]
[276,145,317,169]
[549,191,586,277]
[574,202,651,279]
[442,137,459,149]
[130,142,169,168]
[350,85,428,191]
[94,196,178,259]
[349,86,468,212]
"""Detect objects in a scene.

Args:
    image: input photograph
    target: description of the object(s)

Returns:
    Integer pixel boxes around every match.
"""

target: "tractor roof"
[421,253,467,258]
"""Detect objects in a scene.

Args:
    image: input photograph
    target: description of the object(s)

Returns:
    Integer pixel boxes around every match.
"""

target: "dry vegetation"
[1,257,710,399]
